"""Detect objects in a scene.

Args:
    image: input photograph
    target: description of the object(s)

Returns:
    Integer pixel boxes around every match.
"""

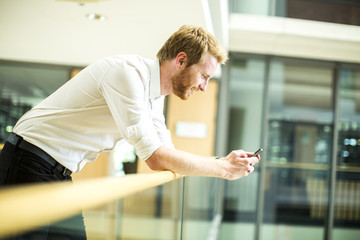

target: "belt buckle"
[63,168,71,176]
[8,133,22,147]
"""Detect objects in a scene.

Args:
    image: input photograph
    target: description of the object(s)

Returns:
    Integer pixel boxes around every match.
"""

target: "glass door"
[261,58,334,240]
[332,66,360,240]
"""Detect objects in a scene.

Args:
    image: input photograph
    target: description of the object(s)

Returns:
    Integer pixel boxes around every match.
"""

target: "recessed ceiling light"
[86,13,107,21]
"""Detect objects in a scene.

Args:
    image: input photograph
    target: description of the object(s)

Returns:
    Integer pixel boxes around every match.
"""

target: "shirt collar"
[149,60,161,99]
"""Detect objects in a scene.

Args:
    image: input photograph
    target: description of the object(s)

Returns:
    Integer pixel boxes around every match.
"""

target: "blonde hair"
[157,25,227,66]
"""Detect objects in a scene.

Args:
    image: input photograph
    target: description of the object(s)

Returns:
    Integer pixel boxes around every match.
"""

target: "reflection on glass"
[263,168,328,223]
[333,67,360,239]
[262,59,334,240]
[267,120,332,165]
[268,60,333,123]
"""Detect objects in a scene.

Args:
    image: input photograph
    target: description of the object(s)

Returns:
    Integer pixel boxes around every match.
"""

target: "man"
[0,25,259,239]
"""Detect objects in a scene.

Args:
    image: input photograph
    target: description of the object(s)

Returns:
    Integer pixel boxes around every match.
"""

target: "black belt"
[7,133,72,176]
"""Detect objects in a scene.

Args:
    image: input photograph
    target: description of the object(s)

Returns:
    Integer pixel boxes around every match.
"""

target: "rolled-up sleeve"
[98,64,162,161]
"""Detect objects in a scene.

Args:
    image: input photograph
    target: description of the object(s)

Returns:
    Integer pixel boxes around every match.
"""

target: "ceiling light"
[86,13,107,21]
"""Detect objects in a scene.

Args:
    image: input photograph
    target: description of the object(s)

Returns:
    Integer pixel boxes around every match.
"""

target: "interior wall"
[166,81,219,156]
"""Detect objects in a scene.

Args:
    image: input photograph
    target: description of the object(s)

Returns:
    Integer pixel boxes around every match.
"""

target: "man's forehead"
[201,54,218,75]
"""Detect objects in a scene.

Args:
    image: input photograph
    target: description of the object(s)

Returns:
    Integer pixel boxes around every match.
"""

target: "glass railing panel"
[0,174,183,240]
[45,179,184,240]
[116,179,183,240]
[0,213,88,240]
[182,176,223,240]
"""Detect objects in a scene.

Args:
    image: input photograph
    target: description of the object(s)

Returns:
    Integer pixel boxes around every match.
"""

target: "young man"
[147,26,259,180]
[0,25,259,239]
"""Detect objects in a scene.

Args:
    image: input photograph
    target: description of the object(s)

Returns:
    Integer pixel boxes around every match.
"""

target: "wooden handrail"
[0,171,183,237]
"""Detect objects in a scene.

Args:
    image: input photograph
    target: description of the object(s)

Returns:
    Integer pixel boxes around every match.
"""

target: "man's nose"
[199,80,208,92]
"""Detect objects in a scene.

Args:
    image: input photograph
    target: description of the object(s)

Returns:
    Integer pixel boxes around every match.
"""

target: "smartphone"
[252,148,263,158]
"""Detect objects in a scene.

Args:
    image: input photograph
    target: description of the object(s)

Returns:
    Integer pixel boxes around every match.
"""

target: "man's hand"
[146,146,260,181]
[219,150,260,180]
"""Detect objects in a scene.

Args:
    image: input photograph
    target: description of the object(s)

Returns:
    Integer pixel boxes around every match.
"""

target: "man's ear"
[175,52,187,67]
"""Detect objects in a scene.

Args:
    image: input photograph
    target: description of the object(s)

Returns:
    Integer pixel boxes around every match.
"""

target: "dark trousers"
[0,141,87,240]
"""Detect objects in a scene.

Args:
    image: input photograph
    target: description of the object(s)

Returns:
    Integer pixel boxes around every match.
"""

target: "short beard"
[171,67,193,100]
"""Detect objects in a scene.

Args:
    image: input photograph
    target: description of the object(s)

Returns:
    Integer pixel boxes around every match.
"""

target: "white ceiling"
[0,0,226,66]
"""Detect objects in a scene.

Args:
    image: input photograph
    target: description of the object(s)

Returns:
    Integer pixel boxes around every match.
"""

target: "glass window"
[0,62,69,142]
[333,66,360,239]
[261,59,334,239]
[223,54,360,240]
[229,0,360,25]
[229,0,271,15]
[286,0,360,26]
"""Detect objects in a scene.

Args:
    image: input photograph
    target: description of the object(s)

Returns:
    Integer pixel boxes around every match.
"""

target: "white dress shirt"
[13,55,173,172]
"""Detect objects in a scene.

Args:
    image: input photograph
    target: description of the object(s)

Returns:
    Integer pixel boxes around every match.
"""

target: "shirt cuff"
[125,121,163,161]
[132,137,162,161]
